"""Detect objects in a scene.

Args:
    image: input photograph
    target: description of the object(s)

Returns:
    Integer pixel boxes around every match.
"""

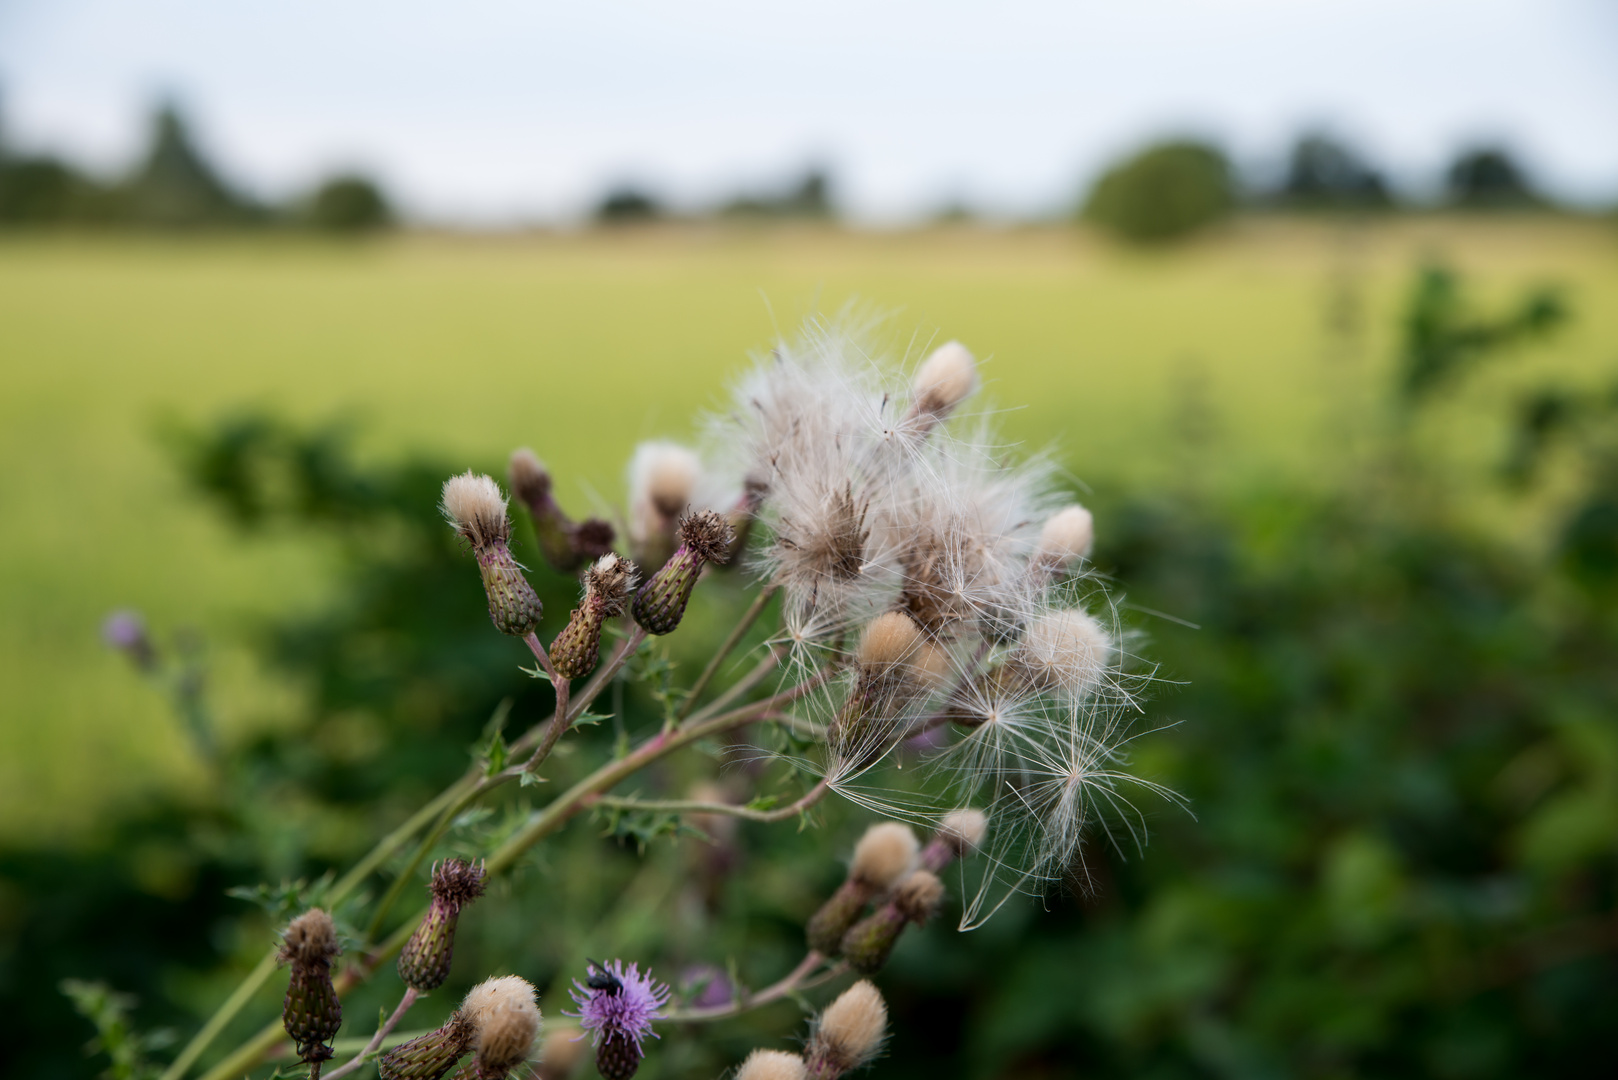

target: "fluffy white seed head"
[1015,608,1113,698]
[894,869,945,922]
[851,821,919,888]
[537,1022,586,1074]
[813,979,888,1070]
[463,975,541,1073]
[736,1049,808,1080]
[442,472,511,548]
[857,611,925,672]
[1038,504,1095,565]
[911,341,979,419]
[630,441,702,518]
[940,809,989,855]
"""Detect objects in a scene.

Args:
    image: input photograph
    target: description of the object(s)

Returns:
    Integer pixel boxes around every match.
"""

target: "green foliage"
[306,175,393,233]
[1273,132,1393,211]
[1447,146,1544,211]
[1399,262,1567,402]
[12,261,1618,1079]
[1082,140,1234,243]
[60,980,173,1080]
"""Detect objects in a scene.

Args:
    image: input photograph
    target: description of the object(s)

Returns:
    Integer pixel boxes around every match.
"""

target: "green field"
[2,218,1613,842]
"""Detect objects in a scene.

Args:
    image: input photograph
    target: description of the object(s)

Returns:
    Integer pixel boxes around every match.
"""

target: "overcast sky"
[1,0,1614,222]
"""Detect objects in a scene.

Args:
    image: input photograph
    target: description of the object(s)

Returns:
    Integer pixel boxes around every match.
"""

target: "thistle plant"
[147,323,1176,1080]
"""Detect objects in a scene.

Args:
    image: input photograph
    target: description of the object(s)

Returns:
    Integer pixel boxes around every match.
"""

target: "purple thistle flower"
[565,959,670,1080]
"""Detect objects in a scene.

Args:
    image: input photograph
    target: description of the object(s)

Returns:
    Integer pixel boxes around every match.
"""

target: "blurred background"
[2,2,1617,1078]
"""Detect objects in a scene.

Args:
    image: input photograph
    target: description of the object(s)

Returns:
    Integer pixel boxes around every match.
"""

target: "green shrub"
[1081,140,1234,243]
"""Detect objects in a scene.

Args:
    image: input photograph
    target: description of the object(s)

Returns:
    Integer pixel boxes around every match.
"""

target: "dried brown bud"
[279,908,342,1065]
[552,554,641,679]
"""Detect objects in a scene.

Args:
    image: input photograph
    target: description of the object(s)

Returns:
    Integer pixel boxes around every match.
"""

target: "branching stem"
[666,951,847,1023]
[323,986,419,1080]
[675,584,778,724]
[595,778,830,823]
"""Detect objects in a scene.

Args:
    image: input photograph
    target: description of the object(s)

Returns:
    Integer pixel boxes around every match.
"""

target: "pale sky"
[1,0,1614,222]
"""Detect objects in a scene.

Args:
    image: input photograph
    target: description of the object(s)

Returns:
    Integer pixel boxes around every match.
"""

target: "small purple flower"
[565,959,670,1080]
[102,610,156,669]
[680,963,734,1009]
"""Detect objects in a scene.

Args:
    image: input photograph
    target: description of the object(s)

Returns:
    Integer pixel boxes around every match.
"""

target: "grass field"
[2,217,1614,843]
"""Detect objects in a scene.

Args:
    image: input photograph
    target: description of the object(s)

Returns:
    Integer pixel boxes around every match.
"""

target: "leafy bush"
[1081,141,1235,244]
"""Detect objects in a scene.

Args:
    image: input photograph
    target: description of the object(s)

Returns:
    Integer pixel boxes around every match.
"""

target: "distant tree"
[1081,140,1234,243]
[307,174,392,232]
[0,155,103,224]
[122,103,258,228]
[595,186,663,224]
[718,168,835,220]
[1446,145,1542,209]
[1275,132,1393,210]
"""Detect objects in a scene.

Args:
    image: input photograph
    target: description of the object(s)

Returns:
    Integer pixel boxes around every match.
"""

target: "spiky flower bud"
[279,908,342,1066]
[628,441,702,571]
[840,870,944,974]
[804,980,888,1080]
[397,859,487,992]
[509,449,618,574]
[459,975,541,1079]
[379,1012,475,1080]
[566,960,670,1080]
[443,472,543,637]
[550,554,639,679]
[906,341,979,432]
[1033,504,1094,578]
[921,809,989,872]
[806,822,918,955]
[631,511,733,635]
[738,1049,808,1080]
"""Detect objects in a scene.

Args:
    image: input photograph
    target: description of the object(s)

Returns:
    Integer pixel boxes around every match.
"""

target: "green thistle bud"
[398,859,488,992]
[840,870,943,975]
[442,472,543,637]
[379,1011,475,1080]
[278,908,342,1066]
[551,554,639,679]
[631,511,733,635]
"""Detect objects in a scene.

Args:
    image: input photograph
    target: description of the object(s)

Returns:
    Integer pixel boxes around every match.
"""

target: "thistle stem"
[594,778,830,823]
[665,951,847,1023]
[188,650,820,1080]
[685,642,786,725]
[158,779,473,1080]
[323,986,419,1080]
[363,773,501,945]
[675,584,778,723]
